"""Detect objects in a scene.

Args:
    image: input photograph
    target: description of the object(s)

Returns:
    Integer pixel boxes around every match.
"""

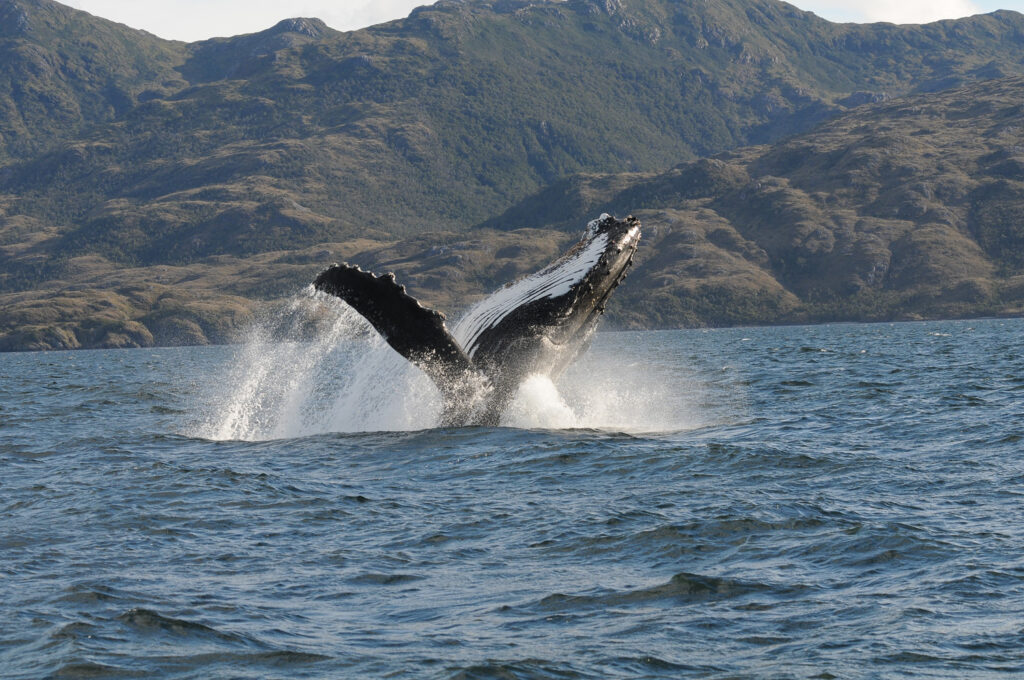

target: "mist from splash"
[197,289,441,441]
[196,290,704,441]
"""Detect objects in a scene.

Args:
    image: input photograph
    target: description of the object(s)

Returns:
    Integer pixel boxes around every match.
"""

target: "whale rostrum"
[313,214,641,426]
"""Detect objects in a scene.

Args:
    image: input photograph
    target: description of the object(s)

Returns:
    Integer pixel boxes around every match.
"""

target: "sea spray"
[200,291,703,439]
[503,351,705,433]
[502,374,578,429]
[200,289,441,440]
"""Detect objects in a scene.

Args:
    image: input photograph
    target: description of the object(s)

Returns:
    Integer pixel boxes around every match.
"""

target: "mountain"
[1,0,1024,349]
[485,76,1024,327]
[0,0,187,160]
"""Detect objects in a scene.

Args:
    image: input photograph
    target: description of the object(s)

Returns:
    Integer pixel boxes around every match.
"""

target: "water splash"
[198,290,440,441]
[198,292,701,440]
[502,374,578,429]
[503,358,704,433]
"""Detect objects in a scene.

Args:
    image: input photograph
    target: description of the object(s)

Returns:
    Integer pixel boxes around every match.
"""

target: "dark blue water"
[2,320,1023,678]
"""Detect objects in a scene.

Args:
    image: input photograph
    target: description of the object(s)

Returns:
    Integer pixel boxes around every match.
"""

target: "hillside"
[2,0,1024,349]
[485,76,1024,327]
[5,75,1024,349]
[0,0,187,160]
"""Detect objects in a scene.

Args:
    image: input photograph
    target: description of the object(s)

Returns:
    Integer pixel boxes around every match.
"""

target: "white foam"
[499,355,705,434]
[502,374,578,429]
[196,292,440,441]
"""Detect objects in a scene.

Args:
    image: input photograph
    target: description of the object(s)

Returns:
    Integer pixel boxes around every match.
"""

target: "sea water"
[2,315,1023,678]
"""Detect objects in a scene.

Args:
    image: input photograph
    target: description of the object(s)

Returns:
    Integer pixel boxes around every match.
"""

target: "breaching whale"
[313,213,641,426]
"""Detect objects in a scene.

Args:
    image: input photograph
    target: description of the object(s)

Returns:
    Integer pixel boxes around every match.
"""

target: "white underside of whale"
[453,231,610,358]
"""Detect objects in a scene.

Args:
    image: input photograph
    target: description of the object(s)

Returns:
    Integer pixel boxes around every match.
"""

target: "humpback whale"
[313,213,641,426]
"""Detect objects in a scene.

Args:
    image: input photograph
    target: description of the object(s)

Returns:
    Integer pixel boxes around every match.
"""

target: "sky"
[60,0,1024,42]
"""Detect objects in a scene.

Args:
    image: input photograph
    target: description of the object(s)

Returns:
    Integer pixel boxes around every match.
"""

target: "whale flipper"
[312,264,482,418]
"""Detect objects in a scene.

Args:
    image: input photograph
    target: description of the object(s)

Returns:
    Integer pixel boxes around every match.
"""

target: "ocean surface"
[2,312,1024,679]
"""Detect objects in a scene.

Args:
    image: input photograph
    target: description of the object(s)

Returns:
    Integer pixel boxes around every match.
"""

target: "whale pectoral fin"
[313,264,475,386]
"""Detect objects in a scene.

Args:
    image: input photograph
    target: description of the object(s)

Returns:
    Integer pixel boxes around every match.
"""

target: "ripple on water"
[530,571,812,614]
[116,608,254,645]
[3,322,1024,678]
[448,659,597,680]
